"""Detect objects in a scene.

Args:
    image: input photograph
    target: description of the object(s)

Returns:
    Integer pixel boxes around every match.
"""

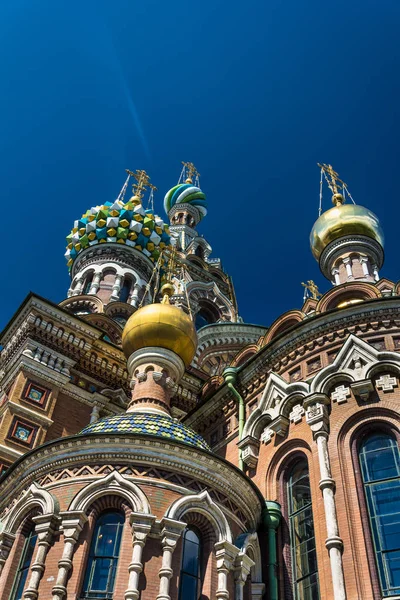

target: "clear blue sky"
[0,0,399,330]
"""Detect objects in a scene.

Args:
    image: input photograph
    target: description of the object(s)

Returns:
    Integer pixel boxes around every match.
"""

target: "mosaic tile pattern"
[81,413,210,451]
[65,199,170,271]
[164,183,207,220]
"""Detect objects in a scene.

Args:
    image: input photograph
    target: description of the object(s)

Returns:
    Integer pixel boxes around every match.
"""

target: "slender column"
[262,501,281,600]
[233,553,254,600]
[24,514,60,600]
[372,263,379,281]
[72,275,84,296]
[359,256,370,277]
[331,267,340,286]
[52,511,87,600]
[157,518,186,600]
[89,271,102,295]
[304,393,346,600]
[125,513,155,600]
[215,540,240,600]
[110,274,123,301]
[0,532,16,577]
[342,257,352,279]
[130,283,142,308]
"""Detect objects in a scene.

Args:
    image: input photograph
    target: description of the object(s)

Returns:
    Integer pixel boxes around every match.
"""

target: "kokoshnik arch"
[0,161,399,600]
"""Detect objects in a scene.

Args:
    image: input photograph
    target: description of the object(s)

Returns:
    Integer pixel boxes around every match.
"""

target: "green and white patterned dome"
[65,198,170,272]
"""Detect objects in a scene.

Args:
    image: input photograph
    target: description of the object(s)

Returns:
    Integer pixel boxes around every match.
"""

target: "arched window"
[84,273,94,295]
[10,527,37,600]
[359,432,400,596]
[119,279,132,303]
[194,302,219,331]
[80,511,124,600]
[178,527,202,600]
[287,459,320,599]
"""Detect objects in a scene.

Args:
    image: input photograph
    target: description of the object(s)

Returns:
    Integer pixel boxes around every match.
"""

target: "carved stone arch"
[3,483,59,535]
[375,277,394,294]
[264,310,304,344]
[68,471,150,515]
[230,344,259,368]
[310,334,400,393]
[187,281,235,322]
[59,295,104,314]
[242,409,274,442]
[165,490,232,543]
[256,372,308,421]
[235,531,262,584]
[316,281,380,313]
[365,360,400,382]
[279,392,308,420]
[83,313,123,345]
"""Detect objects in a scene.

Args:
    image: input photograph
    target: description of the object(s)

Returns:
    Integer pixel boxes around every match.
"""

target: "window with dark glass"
[287,459,320,600]
[80,511,124,600]
[359,432,400,596]
[119,279,131,303]
[10,528,38,600]
[84,273,94,295]
[178,527,202,600]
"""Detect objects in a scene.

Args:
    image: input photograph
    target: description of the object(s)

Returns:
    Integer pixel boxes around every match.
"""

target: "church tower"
[310,164,384,285]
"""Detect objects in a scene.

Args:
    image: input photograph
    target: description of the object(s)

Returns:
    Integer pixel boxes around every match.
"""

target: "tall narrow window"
[287,459,320,600]
[178,527,202,600]
[80,511,124,600]
[359,432,400,596]
[84,273,94,295]
[11,528,38,600]
[119,279,131,303]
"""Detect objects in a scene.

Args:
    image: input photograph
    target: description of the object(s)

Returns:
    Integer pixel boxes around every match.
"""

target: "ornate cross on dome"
[126,168,155,202]
[182,161,200,184]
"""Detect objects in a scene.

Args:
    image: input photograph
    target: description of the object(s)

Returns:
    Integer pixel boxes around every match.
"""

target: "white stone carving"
[260,428,274,444]
[331,385,351,405]
[376,374,398,392]
[289,404,305,423]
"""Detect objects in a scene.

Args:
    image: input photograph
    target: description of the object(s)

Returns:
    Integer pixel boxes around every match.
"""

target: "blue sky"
[0,0,399,330]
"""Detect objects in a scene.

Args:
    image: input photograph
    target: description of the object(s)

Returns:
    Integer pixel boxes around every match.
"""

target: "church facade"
[0,163,399,600]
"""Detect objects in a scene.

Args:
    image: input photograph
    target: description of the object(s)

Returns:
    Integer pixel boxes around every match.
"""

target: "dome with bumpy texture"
[65,198,170,271]
[122,300,197,367]
[164,183,207,220]
[80,412,210,451]
[310,202,384,260]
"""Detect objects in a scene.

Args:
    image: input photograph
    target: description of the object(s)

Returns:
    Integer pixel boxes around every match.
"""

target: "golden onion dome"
[122,289,197,366]
[310,196,384,260]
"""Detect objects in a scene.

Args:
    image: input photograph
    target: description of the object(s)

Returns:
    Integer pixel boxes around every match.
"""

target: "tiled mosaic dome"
[164,184,207,220]
[80,413,210,451]
[65,199,170,271]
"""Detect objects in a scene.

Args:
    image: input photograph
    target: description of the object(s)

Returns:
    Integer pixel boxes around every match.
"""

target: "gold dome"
[122,300,197,366]
[310,202,384,260]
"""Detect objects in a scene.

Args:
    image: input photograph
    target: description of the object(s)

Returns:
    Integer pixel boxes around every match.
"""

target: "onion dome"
[122,287,197,367]
[80,412,210,451]
[310,195,384,260]
[65,198,170,272]
[164,183,207,220]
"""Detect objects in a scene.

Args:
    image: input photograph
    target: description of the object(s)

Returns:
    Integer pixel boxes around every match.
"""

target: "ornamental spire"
[126,168,157,204]
[180,161,200,186]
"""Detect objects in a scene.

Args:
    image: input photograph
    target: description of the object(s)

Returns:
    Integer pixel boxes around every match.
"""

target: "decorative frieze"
[376,373,398,392]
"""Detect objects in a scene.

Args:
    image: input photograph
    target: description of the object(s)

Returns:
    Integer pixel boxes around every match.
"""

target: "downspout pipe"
[223,367,245,471]
[262,500,282,600]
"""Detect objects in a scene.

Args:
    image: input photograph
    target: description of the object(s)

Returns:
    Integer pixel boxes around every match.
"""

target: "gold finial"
[182,161,200,184]
[301,280,322,300]
[318,163,347,206]
[126,169,154,203]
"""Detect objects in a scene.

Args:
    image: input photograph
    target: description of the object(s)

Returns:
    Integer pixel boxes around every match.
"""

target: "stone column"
[359,255,370,277]
[215,540,240,600]
[52,511,87,600]
[372,263,379,281]
[304,393,346,600]
[157,518,186,600]
[234,553,254,600]
[0,531,16,577]
[89,271,102,295]
[72,275,84,296]
[331,268,340,286]
[342,257,352,279]
[130,283,142,308]
[125,513,155,600]
[110,274,123,301]
[24,514,60,600]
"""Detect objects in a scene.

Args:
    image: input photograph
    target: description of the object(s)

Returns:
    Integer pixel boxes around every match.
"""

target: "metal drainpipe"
[223,367,245,471]
[263,500,282,600]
